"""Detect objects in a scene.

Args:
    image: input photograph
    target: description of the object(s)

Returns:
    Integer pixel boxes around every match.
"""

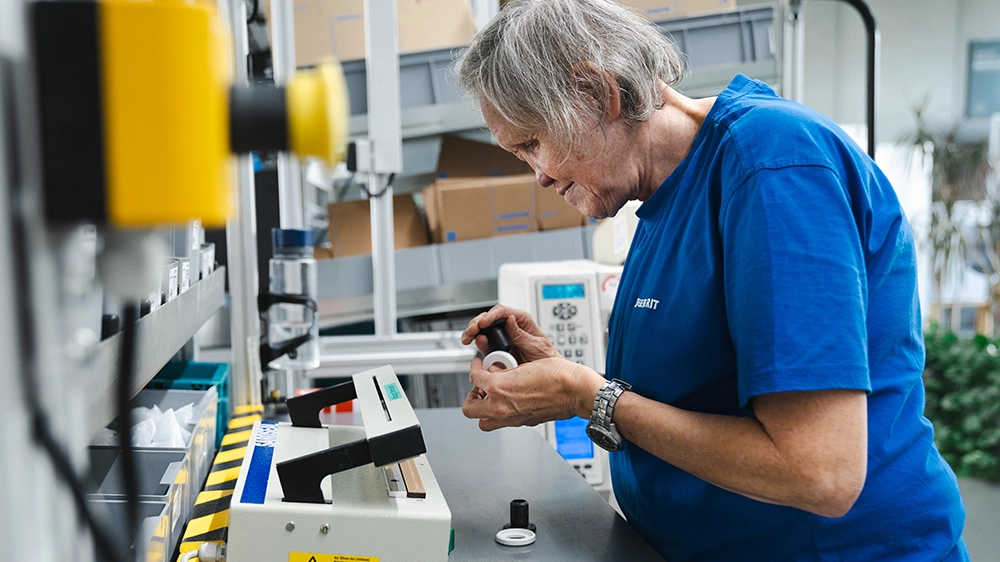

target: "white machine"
[227,366,452,562]
[498,260,623,496]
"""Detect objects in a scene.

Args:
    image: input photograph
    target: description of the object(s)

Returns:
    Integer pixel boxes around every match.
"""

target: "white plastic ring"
[495,528,536,547]
[482,350,518,371]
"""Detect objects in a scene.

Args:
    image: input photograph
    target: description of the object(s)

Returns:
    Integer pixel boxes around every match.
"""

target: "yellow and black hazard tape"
[178,404,264,555]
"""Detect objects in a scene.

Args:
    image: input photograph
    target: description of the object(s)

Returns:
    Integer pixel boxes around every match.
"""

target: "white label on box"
[167,267,179,301]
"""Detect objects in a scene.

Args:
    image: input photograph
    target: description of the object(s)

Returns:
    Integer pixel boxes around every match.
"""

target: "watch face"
[586,423,621,452]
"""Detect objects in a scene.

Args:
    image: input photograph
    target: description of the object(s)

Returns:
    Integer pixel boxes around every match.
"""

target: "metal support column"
[225,0,264,406]
[365,0,403,336]
[268,0,306,399]
[314,0,474,375]
[782,0,805,103]
[270,0,304,229]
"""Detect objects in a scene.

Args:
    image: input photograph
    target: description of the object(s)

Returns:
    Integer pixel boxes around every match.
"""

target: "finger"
[465,386,484,402]
[506,314,534,344]
[461,312,487,345]
[468,357,497,390]
[462,392,495,420]
[479,417,503,432]
[479,305,509,329]
[475,334,491,357]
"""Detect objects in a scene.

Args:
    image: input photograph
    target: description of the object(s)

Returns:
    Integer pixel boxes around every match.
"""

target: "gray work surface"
[416,408,665,561]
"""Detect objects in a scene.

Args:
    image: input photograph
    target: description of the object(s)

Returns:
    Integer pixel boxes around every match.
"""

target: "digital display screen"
[554,417,593,460]
[541,283,585,300]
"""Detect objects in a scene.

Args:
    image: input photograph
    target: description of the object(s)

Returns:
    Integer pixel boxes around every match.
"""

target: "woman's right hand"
[461,305,560,364]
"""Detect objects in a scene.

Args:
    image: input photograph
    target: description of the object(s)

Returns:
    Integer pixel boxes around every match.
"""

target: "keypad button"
[556,324,564,332]
[579,334,588,344]
[575,349,584,357]
[568,335,577,344]
[557,336,566,345]
[563,350,573,358]
[567,323,576,331]
[554,302,576,320]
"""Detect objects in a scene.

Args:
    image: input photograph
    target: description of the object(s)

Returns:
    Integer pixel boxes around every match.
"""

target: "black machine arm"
[285,379,358,428]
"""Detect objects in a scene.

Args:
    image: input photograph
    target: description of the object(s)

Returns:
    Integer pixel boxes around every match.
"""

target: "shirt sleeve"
[721,164,871,408]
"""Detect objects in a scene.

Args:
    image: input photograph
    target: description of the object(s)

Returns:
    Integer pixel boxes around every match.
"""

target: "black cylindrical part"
[101,314,120,340]
[229,84,289,154]
[510,499,529,528]
[483,318,513,353]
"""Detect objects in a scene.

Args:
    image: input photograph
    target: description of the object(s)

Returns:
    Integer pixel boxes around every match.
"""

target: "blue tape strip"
[240,421,278,505]
[498,211,530,220]
[497,224,530,233]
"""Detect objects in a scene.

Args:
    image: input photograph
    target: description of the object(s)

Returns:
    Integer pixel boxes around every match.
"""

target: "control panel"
[538,281,595,367]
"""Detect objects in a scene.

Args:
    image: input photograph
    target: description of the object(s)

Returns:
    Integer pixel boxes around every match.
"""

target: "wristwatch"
[586,378,631,452]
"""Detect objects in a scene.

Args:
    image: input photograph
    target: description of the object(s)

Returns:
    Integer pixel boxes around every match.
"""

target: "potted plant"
[923,327,1000,482]
[902,102,995,330]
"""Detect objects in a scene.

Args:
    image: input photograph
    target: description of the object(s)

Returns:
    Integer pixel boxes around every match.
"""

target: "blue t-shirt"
[606,75,967,561]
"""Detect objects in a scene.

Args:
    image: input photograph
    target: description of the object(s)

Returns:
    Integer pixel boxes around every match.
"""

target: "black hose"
[117,302,141,560]
[9,220,125,562]
[3,54,124,562]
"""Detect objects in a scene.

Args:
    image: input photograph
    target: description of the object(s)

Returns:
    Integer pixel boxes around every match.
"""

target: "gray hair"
[455,0,686,153]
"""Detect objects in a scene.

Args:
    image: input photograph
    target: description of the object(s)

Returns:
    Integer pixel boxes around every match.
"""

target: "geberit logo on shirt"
[634,297,659,310]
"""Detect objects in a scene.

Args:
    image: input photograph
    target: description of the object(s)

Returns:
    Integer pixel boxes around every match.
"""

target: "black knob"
[482,318,513,353]
[100,314,120,340]
[503,498,537,532]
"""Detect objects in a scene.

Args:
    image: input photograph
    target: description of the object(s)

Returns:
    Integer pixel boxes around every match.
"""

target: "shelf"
[80,267,227,441]
[318,279,498,329]
[315,227,595,328]
[314,332,476,378]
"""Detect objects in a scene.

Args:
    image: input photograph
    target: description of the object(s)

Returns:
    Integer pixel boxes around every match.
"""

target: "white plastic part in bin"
[124,387,219,495]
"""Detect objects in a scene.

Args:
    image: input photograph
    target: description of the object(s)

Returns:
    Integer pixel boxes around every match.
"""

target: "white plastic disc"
[483,350,518,371]
[495,528,536,547]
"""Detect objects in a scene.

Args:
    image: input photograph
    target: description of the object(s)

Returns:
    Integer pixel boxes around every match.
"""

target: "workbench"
[416,408,665,561]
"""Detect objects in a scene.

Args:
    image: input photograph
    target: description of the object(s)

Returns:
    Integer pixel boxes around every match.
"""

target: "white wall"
[797,0,1000,144]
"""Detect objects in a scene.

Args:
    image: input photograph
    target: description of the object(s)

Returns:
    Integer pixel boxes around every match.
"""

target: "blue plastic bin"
[151,362,230,449]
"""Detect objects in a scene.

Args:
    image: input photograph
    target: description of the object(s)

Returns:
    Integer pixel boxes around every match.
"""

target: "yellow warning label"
[288,554,379,562]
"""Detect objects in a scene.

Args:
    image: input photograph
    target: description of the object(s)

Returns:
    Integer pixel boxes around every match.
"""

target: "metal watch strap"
[590,379,630,433]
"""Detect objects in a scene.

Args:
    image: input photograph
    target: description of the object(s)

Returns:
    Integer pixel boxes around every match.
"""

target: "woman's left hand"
[461,356,606,431]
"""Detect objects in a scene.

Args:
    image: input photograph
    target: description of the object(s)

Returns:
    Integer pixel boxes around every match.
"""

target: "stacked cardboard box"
[621,0,737,20]
[317,193,429,259]
[422,136,585,244]
[273,0,478,67]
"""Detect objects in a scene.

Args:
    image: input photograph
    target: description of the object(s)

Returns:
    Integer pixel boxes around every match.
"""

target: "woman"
[455,0,968,560]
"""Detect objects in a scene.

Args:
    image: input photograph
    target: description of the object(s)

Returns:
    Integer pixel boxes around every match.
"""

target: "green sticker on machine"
[385,382,403,401]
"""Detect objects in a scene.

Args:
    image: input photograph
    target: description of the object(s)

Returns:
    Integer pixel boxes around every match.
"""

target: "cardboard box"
[321,193,429,259]
[536,184,586,230]
[433,135,584,233]
[436,135,532,178]
[622,0,735,20]
[675,0,736,16]
[275,0,478,67]
[423,175,537,243]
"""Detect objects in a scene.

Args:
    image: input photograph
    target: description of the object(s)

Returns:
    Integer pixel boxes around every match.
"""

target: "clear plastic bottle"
[266,228,320,370]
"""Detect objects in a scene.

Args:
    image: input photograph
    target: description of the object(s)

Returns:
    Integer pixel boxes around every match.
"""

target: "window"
[967,41,1000,118]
